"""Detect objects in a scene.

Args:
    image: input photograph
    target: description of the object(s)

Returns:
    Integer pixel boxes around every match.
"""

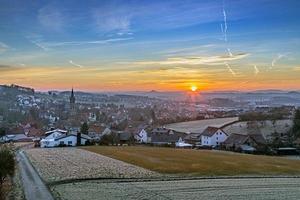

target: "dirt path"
[17,150,54,200]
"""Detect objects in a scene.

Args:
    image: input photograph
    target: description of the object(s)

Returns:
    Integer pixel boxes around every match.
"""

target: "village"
[1,84,299,155]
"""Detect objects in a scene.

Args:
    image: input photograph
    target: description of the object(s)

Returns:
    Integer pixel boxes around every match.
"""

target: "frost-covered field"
[165,117,238,133]
[223,119,292,141]
[52,178,300,200]
[25,148,160,183]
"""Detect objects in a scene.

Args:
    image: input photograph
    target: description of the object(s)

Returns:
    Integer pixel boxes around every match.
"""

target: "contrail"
[69,60,84,68]
[225,62,236,76]
[271,54,285,69]
[222,8,228,41]
[227,48,233,57]
[254,65,259,75]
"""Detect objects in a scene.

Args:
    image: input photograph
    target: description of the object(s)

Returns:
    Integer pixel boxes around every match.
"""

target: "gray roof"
[151,132,186,144]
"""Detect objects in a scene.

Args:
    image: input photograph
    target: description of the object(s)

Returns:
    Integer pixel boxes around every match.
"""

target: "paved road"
[52,177,300,200]
[17,151,54,200]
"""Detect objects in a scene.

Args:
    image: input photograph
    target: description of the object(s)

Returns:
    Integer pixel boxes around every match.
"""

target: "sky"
[0,0,300,92]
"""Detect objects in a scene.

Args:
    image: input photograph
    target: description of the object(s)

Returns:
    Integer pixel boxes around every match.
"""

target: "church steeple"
[70,88,76,106]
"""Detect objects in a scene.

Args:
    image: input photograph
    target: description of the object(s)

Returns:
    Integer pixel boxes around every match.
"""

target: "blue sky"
[0,0,300,91]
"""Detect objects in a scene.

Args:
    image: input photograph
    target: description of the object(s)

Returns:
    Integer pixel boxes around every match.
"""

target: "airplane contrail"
[69,60,84,68]
[225,62,236,76]
[271,54,285,69]
[222,8,228,41]
[227,48,233,57]
[254,65,259,75]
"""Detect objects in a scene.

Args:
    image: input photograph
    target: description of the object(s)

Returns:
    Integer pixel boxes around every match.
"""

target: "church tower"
[70,88,76,113]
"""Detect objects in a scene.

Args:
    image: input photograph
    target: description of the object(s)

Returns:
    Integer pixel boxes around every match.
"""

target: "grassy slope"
[82,146,300,176]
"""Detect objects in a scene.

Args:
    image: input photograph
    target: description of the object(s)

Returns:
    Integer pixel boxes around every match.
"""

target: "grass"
[82,146,300,176]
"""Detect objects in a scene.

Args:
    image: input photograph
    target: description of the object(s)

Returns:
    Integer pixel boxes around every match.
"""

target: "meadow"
[83,146,300,176]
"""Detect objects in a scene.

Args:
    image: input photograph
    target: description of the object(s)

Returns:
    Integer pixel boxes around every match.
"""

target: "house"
[175,137,192,148]
[222,133,267,153]
[149,128,186,146]
[118,131,134,145]
[199,127,228,147]
[54,133,91,147]
[184,133,201,145]
[134,125,150,143]
[40,129,91,148]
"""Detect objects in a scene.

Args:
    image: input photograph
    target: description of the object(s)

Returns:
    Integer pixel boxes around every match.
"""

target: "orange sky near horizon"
[1,65,300,92]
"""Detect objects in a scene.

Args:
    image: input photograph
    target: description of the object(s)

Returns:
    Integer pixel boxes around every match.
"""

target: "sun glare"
[190,85,198,92]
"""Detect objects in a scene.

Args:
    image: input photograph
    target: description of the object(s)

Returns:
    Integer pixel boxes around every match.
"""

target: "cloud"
[38,5,64,31]
[132,53,249,66]
[254,65,259,75]
[222,8,228,41]
[227,48,233,57]
[225,62,236,76]
[31,37,133,50]
[92,5,132,34]
[30,40,49,51]
[271,54,286,69]
[69,60,84,68]
[0,42,9,53]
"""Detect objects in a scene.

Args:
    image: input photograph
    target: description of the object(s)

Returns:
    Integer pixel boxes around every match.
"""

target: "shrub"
[0,146,15,187]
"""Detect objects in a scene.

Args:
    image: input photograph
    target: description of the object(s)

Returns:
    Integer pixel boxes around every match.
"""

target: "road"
[17,151,54,200]
[52,177,300,200]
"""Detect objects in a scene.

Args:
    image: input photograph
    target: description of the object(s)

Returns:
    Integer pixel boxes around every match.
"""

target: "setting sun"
[190,85,198,92]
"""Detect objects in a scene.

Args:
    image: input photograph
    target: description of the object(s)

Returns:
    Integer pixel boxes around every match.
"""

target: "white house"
[175,137,192,148]
[134,128,149,143]
[40,129,91,148]
[200,127,228,147]
[55,133,91,147]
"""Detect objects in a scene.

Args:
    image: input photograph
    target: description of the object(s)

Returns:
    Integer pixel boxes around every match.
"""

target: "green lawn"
[82,146,300,176]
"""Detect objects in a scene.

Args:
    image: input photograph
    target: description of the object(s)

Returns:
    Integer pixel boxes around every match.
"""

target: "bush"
[0,146,15,189]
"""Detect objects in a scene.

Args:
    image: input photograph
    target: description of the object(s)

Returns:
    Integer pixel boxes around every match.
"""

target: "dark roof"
[223,133,249,146]
[201,126,226,137]
[151,132,186,144]
[118,132,132,141]
[184,133,201,141]
[151,127,171,134]
[54,133,91,141]
[250,133,267,145]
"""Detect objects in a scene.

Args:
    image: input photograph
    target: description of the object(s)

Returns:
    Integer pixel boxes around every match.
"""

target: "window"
[68,141,72,145]
[216,137,218,140]
[60,141,64,145]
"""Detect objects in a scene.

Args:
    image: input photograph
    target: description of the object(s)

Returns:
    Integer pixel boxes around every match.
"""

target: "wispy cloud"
[227,48,233,57]
[30,40,49,51]
[69,60,84,68]
[34,37,133,49]
[92,5,132,34]
[0,42,9,53]
[222,8,228,41]
[132,53,249,66]
[38,4,64,31]
[271,54,286,69]
[254,65,259,75]
[225,62,236,76]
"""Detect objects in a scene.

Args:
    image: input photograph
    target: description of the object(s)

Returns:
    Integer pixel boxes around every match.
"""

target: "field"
[165,117,238,133]
[223,119,293,141]
[52,178,300,200]
[82,146,300,176]
[25,148,159,183]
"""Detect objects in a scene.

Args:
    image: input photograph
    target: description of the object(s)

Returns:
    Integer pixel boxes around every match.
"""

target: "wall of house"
[57,135,88,146]
[211,130,228,146]
[201,135,211,146]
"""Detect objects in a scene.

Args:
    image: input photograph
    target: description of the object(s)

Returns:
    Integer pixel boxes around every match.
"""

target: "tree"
[0,128,5,138]
[80,122,89,135]
[0,146,15,189]
[292,109,300,139]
